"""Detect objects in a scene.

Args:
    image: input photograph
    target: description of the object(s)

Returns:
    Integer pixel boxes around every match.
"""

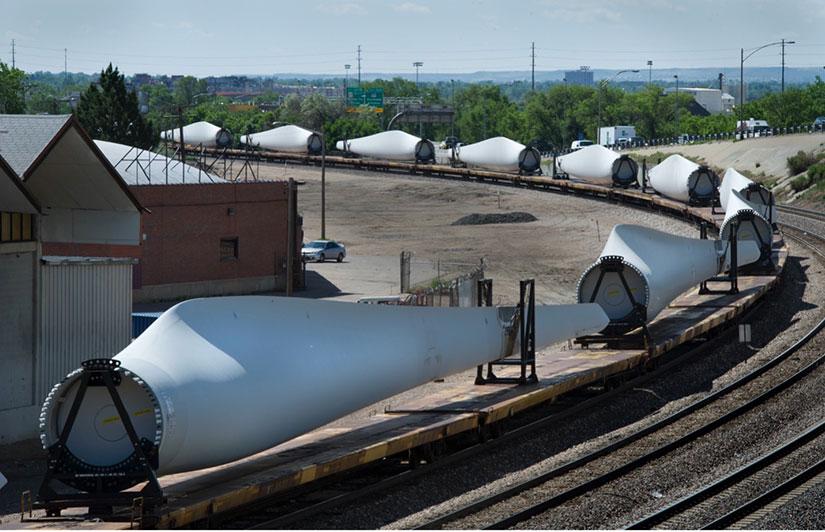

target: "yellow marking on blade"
[630,287,638,291]
[102,416,121,425]
[607,290,620,295]
[133,408,152,417]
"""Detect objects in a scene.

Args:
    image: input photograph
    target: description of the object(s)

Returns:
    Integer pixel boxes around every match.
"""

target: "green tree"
[75,63,155,148]
[300,93,343,131]
[0,61,27,113]
[173,76,209,107]
[454,85,521,143]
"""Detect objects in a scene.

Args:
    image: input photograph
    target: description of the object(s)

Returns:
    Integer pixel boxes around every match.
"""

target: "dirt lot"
[269,162,696,305]
[0,162,698,524]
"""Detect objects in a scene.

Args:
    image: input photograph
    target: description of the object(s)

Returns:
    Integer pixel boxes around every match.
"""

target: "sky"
[2,0,825,80]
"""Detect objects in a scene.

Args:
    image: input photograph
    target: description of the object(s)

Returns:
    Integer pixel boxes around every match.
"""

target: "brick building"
[97,140,302,302]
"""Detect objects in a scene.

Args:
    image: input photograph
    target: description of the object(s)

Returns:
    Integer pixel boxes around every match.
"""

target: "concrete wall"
[130,181,301,301]
[0,241,38,444]
[39,208,140,247]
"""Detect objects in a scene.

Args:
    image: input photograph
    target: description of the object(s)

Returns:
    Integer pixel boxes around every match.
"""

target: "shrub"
[807,163,825,184]
[790,174,811,192]
[787,150,818,175]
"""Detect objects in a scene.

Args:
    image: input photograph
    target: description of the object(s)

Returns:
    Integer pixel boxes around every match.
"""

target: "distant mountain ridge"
[263,67,823,85]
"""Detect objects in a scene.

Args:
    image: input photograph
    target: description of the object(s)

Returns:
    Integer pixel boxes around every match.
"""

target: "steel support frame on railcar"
[699,221,740,295]
[33,359,165,521]
[575,256,651,351]
[475,279,538,385]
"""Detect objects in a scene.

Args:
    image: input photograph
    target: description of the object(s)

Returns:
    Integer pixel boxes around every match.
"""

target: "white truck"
[599,125,636,146]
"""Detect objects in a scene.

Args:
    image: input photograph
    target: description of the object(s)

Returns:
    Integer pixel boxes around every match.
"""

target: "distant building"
[132,73,152,87]
[565,67,594,87]
[726,82,747,106]
[664,87,734,115]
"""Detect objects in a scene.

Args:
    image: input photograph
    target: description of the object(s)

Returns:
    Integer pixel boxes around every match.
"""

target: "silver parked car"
[302,240,346,262]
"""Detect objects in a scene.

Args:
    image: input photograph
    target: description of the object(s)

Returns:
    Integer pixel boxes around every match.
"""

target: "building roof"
[0,114,71,176]
[0,154,40,214]
[0,114,143,212]
[95,140,228,185]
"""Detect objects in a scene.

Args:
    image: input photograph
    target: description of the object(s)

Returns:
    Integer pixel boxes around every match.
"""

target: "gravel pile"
[451,212,538,226]
[287,201,825,529]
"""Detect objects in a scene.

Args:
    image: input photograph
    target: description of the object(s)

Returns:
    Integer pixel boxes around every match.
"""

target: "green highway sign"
[366,88,384,109]
[346,87,383,112]
[346,87,365,109]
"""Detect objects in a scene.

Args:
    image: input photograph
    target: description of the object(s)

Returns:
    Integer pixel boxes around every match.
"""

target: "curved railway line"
[192,151,823,530]
[17,146,825,529]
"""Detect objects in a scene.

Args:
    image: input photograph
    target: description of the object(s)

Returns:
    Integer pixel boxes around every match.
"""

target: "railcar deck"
[13,227,786,530]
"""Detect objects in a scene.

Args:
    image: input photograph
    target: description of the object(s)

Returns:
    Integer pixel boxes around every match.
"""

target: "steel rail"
[480,317,825,530]
[463,226,825,530]
[412,225,822,530]
[777,204,825,223]
[629,419,825,529]
[701,450,825,529]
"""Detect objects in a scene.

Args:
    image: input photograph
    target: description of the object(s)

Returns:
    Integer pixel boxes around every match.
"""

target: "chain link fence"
[400,252,487,307]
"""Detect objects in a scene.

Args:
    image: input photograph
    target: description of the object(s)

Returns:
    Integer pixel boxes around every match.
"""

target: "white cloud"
[394,2,430,14]
[314,2,366,15]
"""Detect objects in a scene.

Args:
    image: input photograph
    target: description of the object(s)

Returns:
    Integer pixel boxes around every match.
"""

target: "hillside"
[629,134,825,206]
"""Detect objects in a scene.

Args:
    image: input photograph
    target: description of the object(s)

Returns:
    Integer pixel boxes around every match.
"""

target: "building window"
[220,237,238,260]
[0,212,34,242]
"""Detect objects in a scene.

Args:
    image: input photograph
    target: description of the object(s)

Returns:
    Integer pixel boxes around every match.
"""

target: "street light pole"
[781,38,795,92]
[413,61,423,136]
[597,69,639,145]
[344,64,350,90]
[647,60,653,84]
[739,40,794,138]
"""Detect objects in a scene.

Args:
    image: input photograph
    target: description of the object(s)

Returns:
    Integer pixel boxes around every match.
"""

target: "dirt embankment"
[629,133,825,206]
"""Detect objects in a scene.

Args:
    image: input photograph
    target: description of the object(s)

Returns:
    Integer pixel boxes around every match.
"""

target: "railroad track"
[402,227,825,530]
[210,325,738,529]
[778,204,825,223]
[628,418,825,529]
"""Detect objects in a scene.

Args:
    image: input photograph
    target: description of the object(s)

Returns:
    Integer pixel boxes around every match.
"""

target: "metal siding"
[38,261,132,403]
[0,251,35,410]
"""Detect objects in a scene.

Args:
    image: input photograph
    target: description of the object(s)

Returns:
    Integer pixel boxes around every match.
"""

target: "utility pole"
[11,39,15,68]
[451,79,455,138]
[531,42,535,91]
[64,48,67,84]
[674,75,679,140]
[647,60,652,84]
[321,125,326,239]
[357,45,361,87]
[563,78,568,150]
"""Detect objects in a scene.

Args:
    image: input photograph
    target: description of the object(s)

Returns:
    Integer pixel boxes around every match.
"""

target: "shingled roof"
[0,114,143,212]
[0,114,72,177]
